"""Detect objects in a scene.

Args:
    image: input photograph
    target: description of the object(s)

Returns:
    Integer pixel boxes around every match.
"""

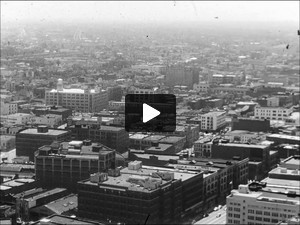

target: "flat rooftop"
[146,144,173,152]
[100,125,124,132]
[160,136,185,143]
[143,135,166,142]
[1,178,34,187]
[202,111,226,116]
[217,143,267,149]
[49,88,97,94]
[131,153,180,161]
[37,194,77,215]
[19,128,69,136]
[25,188,66,202]
[129,133,149,140]
[267,134,300,141]
[262,177,300,193]
[83,165,200,192]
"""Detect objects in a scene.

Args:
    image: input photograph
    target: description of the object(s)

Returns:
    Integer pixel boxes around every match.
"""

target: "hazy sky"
[1,1,299,24]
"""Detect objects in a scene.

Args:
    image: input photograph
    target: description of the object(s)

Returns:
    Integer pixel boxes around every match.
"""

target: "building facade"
[226,184,300,225]
[16,126,71,161]
[254,106,293,121]
[35,140,116,190]
[45,79,108,113]
[200,111,227,131]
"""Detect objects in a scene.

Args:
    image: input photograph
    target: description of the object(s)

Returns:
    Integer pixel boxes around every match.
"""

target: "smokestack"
[57,78,63,91]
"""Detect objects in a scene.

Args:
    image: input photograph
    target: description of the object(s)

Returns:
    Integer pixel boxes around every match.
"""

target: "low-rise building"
[254,106,293,121]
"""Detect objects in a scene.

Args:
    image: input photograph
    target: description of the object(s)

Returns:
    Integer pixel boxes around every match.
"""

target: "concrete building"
[45,79,108,112]
[266,134,300,145]
[224,130,260,143]
[199,111,227,131]
[0,135,15,152]
[0,113,33,126]
[0,99,18,115]
[166,64,199,88]
[77,161,203,224]
[30,114,62,128]
[16,126,71,161]
[254,106,293,121]
[35,140,116,191]
[193,82,209,93]
[226,183,300,225]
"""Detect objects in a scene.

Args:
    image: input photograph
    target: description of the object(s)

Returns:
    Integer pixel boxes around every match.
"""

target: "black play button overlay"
[125,94,176,132]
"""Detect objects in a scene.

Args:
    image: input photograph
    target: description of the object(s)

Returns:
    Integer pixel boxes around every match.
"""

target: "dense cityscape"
[0,1,299,225]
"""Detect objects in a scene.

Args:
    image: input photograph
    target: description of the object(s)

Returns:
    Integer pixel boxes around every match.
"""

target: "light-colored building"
[224,130,260,143]
[254,106,293,121]
[0,113,33,125]
[0,135,16,151]
[226,184,300,225]
[0,99,18,115]
[200,111,227,131]
[30,114,63,128]
[193,82,209,93]
[108,101,125,111]
[45,79,108,113]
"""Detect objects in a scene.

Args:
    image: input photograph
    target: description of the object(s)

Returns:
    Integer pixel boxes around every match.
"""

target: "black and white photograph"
[0,1,299,224]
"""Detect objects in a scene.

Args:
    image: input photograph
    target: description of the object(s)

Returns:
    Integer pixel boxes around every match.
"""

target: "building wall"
[16,130,71,161]
[232,118,270,132]
[35,151,116,191]
[45,90,108,113]
[77,178,183,224]
[254,107,293,121]
[226,185,300,225]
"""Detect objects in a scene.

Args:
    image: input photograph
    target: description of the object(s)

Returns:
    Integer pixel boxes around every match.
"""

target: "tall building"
[226,156,300,225]
[166,64,199,88]
[45,79,108,113]
[199,111,227,131]
[16,126,71,161]
[107,86,122,101]
[35,140,116,190]
[77,161,203,224]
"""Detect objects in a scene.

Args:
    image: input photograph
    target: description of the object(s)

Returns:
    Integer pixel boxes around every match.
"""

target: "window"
[264,211,270,216]
[248,209,254,214]
[248,216,254,220]
[256,210,262,215]
[234,214,240,218]
[272,213,278,217]
[256,217,262,221]
[263,218,270,222]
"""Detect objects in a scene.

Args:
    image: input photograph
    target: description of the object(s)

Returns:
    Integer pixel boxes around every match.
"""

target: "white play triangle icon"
[143,103,160,123]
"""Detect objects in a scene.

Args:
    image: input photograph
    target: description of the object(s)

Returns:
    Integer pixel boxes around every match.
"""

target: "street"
[195,206,227,224]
